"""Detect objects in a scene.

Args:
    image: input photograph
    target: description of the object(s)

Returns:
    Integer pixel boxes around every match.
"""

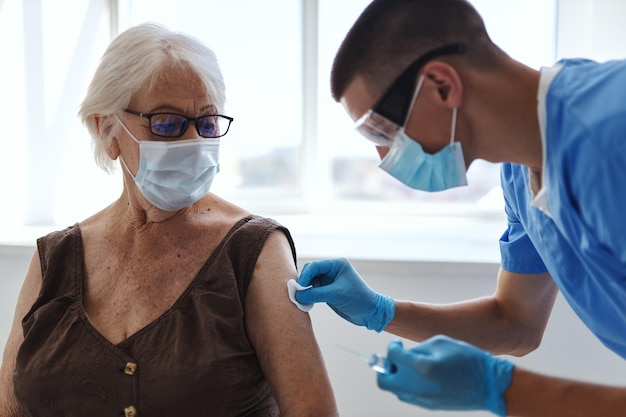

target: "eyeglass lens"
[150,113,229,138]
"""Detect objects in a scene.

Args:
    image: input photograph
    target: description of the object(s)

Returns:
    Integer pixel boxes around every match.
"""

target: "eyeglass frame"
[123,109,234,139]
[354,43,466,146]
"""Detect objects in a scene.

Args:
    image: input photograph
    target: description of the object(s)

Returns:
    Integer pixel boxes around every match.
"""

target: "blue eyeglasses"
[124,109,234,139]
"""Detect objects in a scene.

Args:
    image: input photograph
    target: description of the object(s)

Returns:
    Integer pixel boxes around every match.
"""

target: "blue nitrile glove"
[377,335,514,416]
[295,258,395,332]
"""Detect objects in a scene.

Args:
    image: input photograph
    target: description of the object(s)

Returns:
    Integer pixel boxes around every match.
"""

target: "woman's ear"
[95,115,120,160]
[422,61,463,109]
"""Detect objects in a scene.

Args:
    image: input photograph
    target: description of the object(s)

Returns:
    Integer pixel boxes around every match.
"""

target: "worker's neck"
[465,60,543,172]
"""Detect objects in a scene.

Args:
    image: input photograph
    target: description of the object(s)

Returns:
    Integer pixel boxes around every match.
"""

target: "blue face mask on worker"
[115,116,220,211]
[354,44,468,192]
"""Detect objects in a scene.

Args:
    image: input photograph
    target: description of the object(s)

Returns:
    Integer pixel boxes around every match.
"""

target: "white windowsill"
[273,214,503,264]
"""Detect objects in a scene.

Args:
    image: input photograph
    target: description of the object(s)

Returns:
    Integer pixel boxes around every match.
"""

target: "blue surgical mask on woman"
[115,116,220,211]
[377,76,467,192]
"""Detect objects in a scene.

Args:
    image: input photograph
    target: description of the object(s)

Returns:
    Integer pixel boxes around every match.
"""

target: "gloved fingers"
[377,341,403,391]
[376,368,398,392]
[385,339,404,358]
[377,363,438,396]
[296,261,324,287]
[387,339,433,370]
[396,393,454,411]
[396,392,431,408]
[411,334,454,351]
[380,340,444,393]
[297,259,345,287]
[379,341,433,391]
[294,285,332,305]
[403,335,467,366]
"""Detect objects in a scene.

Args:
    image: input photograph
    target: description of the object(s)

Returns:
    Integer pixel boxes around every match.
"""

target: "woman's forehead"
[130,67,211,111]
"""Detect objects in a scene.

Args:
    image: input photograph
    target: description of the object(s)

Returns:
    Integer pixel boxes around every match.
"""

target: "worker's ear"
[95,115,121,160]
[421,61,463,109]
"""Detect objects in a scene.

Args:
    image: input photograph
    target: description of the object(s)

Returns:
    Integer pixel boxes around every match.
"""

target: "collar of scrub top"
[356,43,466,145]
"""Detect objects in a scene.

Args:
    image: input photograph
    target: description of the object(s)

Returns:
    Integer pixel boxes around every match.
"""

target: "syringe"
[336,345,395,374]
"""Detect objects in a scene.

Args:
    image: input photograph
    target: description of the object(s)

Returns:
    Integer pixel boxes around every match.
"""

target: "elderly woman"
[0,23,337,417]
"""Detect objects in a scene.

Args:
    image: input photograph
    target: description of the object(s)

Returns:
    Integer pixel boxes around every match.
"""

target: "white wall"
[2,243,626,417]
[557,0,626,62]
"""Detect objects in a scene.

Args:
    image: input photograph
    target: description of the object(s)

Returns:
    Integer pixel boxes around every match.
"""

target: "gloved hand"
[295,258,395,332]
[377,335,514,417]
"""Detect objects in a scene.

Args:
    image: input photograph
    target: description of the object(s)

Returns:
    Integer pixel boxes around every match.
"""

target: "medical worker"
[295,0,626,415]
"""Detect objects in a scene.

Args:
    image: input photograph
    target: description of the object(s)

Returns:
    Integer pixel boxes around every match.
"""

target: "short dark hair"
[330,0,504,102]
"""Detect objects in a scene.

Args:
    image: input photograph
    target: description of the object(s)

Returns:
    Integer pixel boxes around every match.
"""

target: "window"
[118,0,306,214]
[0,0,114,231]
[12,0,616,237]
[122,0,554,217]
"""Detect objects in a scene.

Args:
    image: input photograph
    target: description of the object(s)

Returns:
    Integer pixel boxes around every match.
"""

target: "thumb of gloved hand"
[295,258,395,332]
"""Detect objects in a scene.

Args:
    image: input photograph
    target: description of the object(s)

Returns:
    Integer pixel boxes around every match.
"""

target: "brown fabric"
[14,215,296,417]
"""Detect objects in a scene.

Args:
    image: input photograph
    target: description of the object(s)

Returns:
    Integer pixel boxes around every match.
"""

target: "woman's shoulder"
[37,223,81,256]
[200,194,287,232]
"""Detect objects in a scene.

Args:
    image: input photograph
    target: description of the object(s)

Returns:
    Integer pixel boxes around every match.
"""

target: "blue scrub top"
[499,58,626,359]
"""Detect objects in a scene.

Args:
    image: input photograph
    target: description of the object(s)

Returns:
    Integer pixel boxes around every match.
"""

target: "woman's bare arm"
[0,251,43,417]
[245,231,338,417]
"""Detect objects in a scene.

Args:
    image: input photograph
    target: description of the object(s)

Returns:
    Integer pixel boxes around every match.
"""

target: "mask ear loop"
[114,114,140,177]
[449,107,458,145]
[118,155,137,178]
[114,114,141,144]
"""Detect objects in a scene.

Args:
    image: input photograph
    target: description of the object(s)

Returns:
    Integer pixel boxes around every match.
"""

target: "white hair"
[79,22,226,172]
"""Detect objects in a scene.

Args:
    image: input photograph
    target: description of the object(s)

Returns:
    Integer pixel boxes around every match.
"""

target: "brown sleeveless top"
[14,215,295,417]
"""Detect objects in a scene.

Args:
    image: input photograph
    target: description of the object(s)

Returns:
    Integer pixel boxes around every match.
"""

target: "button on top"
[124,362,137,375]
[124,405,137,417]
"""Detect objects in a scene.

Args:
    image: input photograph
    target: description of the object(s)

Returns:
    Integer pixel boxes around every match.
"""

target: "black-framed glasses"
[355,43,466,146]
[124,109,234,139]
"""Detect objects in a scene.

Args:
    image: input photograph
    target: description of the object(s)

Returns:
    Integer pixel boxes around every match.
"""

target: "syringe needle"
[335,344,392,374]
[335,344,363,357]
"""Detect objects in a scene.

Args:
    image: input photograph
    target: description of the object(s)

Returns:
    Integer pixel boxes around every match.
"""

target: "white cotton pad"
[287,279,314,312]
